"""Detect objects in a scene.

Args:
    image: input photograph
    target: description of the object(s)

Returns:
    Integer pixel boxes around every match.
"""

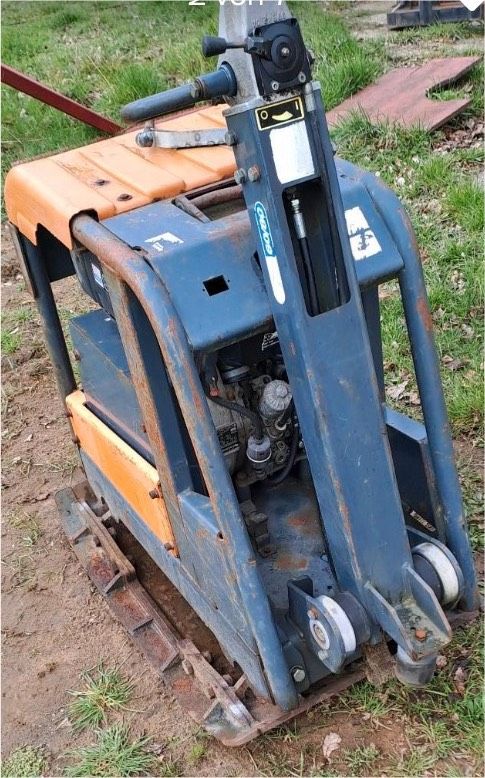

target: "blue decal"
[254,202,275,258]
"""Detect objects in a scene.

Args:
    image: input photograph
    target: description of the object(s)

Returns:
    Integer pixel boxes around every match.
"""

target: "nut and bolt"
[148,488,159,499]
[224,131,237,146]
[291,666,306,683]
[247,165,261,183]
[415,628,428,641]
[222,673,234,686]
[307,607,318,620]
[234,168,247,185]
[181,659,193,676]
[271,80,280,91]
[280,45,291,58]
[298,72,307,83]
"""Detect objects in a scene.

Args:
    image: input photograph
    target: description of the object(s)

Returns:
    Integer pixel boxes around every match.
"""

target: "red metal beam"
[1,63,123,135]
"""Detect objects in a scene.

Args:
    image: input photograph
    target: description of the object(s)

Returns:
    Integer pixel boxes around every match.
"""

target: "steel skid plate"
[56,482,367,745]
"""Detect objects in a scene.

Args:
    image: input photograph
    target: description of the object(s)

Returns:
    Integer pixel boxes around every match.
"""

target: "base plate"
[56,482,368,745]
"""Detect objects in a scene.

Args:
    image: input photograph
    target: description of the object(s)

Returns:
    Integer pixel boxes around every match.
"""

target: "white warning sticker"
[265,256,286,305]
[344,206,382,261]
[91,263,105,288]
[144,232,184,253]
[269,120,315,185]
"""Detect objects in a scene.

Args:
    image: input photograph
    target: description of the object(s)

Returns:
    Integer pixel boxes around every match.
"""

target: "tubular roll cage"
[16,197,478,712]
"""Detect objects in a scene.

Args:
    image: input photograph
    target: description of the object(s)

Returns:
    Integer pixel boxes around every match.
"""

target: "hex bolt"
[307,607,318,620]
[415,628,428,641]
[73,349,81,361]
[247,165,261,183]
[281,46,291,58]
[148,488,159,499]
[181,659,193,676]
[222,673,234,686]
[291,666,306,683]
[234,168,247,185]
[225,131,237,146]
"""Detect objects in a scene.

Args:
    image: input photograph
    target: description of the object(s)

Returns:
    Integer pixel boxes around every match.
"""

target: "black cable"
[268,423,299,486]
[299,236,320,316]
[208,394,264,440]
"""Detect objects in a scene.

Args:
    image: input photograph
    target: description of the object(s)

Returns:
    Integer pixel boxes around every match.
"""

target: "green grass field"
[1,2,483,776]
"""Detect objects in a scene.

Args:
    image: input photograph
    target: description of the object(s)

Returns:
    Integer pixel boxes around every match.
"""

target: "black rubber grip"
[121,67,237,123]
[121,83,196,122]
[202,36,228,57]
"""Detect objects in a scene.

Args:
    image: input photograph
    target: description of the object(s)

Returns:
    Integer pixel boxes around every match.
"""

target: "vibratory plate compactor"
[5,1,479,745]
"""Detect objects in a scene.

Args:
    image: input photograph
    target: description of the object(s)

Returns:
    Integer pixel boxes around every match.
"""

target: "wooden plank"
[327,57,481,131]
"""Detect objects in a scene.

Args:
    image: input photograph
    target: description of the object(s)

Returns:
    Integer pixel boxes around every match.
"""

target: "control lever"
[121,64,236,123]
[202,36,246,58]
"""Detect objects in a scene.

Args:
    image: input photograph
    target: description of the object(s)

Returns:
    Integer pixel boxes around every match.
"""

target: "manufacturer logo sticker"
[254,202,286,304]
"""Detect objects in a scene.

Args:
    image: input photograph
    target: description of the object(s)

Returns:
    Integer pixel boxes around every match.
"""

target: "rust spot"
[288,515,306,527]
[274,554,308,571]
[287,514,320,537]
[172,676,194,693]
[416,296,433,332]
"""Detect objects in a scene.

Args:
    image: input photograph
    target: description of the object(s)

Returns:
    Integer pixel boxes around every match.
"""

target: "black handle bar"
[121,65,237,123]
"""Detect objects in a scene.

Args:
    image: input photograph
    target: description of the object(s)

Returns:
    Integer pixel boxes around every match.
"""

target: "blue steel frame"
[223,83,477,664]
[10,97,477,713]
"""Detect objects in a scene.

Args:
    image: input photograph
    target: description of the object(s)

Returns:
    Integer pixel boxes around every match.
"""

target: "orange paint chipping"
[66,390,177,555]
[4,105,236,248]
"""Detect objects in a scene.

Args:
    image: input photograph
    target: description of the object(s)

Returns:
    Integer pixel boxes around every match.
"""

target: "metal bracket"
[136,123,228,149]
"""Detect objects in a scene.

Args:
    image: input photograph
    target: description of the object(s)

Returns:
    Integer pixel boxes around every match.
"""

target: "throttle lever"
[202,36,244,58]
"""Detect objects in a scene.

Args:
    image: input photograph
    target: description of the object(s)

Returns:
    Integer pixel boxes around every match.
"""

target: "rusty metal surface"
[70,214,300,712]
[1,63,122,135]
[57,482,368,745]
[327,57,481,131]
[191,184,243,210]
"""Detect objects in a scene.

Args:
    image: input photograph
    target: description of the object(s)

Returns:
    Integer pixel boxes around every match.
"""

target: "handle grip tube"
[121,65,237,122]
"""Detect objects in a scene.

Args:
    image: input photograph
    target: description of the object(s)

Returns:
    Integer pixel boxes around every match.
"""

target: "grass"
[333,111,484,432]
[343,744,380,775]
[65,724,155,777]
[1,746,46,777]
[8,510,42,548]
[340,619,484,774]
[1,306,37,355]
[68,664,134,730]
[2,510,42,591]
[1,328,22,354]
[1,0,380,185]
